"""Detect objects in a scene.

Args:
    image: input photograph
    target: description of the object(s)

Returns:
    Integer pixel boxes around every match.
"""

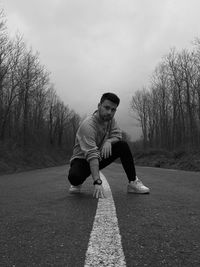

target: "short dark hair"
[100,92,120,106]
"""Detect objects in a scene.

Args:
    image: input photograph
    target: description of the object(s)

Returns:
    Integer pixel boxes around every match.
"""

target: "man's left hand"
[101,140,112,159]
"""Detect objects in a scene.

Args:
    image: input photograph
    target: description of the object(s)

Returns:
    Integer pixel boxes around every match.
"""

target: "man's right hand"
[93,184,105,198]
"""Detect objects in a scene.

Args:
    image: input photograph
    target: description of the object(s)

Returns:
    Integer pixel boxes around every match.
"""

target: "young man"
[68,92,150,198]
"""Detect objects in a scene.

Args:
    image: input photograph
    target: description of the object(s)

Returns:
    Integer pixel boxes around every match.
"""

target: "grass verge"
[0,141,70,175]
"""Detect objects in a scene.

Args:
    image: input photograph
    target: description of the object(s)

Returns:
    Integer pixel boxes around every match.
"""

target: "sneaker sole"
[127,189,150,194]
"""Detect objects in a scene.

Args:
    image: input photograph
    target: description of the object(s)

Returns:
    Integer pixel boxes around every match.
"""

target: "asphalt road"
[0,164,200,267]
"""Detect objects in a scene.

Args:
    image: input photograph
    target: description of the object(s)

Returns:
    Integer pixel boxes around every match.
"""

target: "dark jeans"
[68,140,136,186]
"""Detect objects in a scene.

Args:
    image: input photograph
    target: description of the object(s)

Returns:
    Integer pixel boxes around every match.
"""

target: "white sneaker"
[69,185,82,194]
[127,177,150,194]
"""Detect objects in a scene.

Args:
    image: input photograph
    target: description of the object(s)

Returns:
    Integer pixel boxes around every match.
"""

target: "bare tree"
[0,35,25,140]
[131,42,200,151]
[0,7,83,163]
[69,110,81,146]
[130,88,149,148]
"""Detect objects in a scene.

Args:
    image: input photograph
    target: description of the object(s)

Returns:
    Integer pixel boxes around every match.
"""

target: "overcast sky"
[1,0,200,140]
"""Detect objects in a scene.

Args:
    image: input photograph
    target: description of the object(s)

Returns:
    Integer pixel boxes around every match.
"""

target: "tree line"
[0,10,80,155]
[131,39,200,151]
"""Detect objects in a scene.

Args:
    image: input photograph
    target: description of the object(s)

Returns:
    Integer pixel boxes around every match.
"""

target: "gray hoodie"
[70,112,122,162]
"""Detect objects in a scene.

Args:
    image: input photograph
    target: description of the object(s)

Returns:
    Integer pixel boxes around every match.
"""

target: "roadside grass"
[0,140,70,175]
[1,141,200,175]
[133,149,200,171]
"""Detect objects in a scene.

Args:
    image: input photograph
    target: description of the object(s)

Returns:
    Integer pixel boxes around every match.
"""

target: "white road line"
[84,172,126,267]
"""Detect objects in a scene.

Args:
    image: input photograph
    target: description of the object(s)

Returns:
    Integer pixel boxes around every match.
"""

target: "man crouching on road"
[68,92,150,198]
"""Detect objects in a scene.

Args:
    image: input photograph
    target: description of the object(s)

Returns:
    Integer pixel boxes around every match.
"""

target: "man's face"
[98,99,118,122]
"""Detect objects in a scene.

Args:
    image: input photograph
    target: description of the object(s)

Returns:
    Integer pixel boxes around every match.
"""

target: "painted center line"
[84,172,126,267]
